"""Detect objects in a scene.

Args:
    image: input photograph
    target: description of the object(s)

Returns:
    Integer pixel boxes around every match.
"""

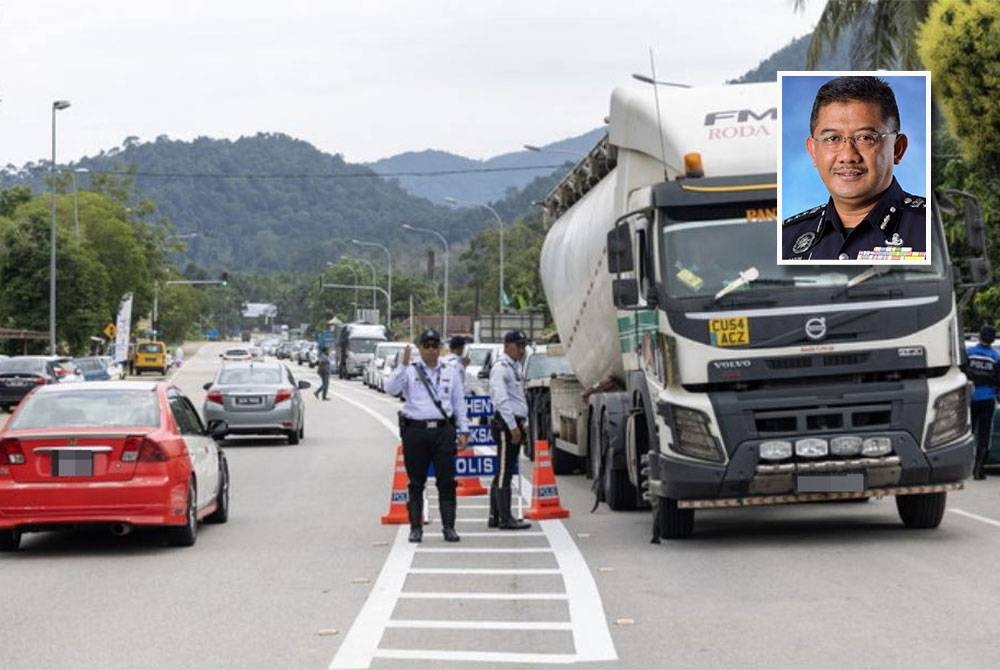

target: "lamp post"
[344,256,377,311]
[445,197,506,313]
[352,239,392,328]
[522,144,587,159]
[402,224,449,336]
[49,99,71,354]
[69,168,88,238]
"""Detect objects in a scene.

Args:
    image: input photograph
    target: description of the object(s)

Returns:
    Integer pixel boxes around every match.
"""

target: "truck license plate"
[795,473,864,493]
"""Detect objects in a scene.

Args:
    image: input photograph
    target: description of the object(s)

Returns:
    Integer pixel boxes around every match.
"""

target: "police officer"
[783,76,927,261]
[488,330,532,530]
[443,335,469,371]
[384,329,470,542]
[964,325,1000,480]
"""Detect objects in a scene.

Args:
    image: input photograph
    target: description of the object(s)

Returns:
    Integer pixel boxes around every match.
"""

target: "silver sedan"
[202,362,310,444]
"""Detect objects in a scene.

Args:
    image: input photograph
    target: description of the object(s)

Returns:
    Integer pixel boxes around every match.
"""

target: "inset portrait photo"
[778,72,931,264]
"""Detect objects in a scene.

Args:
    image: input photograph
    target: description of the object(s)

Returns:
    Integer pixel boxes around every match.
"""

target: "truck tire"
[896,492,947,529]
[604,459,637,511]
[656,495,694,539]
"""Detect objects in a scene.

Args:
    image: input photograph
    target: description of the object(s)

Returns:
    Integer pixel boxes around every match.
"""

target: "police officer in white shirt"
[384,329,470,543]
[488,330,531,530]
[443,335,469,371]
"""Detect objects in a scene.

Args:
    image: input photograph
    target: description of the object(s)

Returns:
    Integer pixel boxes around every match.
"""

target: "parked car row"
[362,342,410,392]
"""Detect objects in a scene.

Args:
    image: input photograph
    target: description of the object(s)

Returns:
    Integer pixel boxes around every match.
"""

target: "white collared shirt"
[385,357,469,433]
[489,352,527,430]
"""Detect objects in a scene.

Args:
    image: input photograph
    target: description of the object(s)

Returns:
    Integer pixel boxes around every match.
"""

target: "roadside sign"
[427,453,517,477]
[466,395,494,417]
[103,323,117,339]
[468,425,494,446]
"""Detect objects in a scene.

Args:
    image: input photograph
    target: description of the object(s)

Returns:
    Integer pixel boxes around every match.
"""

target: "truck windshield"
[660,217,946,300]
[350,338,382,354]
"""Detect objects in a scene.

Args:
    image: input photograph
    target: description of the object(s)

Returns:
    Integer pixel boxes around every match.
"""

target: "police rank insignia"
[792,232,816,254]
[886,233,904,246]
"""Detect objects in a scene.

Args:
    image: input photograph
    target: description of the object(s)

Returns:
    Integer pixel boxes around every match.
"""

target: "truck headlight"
[795,438,828,458]
[759,440,792,461]
[830,436,862,456]
[670,406,725,463]
[925,386,969,450]
[862,437,892,456]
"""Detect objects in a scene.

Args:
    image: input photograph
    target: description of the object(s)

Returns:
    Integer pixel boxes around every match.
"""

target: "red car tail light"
[121,435,169,463]
[274,388,292,403]
[33,376,47,385]
[54,367,67,378]
[206,390,224,404]
[0,438,25,465]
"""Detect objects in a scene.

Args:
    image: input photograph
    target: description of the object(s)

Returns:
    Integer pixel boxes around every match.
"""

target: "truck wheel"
[896,492,947,529]
[604,462,637,511]
[551,444,581,475]
[656,495,694,539]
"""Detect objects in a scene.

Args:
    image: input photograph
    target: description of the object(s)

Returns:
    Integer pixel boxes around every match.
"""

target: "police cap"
[981,325,996,343]
[448,335,466,349]
[418,328,442,345]
[503,330,528,345]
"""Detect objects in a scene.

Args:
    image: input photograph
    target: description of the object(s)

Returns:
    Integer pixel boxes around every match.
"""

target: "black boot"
[407,496,423,543]
[488,483,499,529]
[440,497,460,542]
[497,486,531,530]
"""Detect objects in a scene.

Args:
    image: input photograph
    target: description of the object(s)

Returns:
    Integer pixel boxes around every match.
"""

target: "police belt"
[400,415,455,430]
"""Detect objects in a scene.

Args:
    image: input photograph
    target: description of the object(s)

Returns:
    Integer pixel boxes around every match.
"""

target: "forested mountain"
[0,133,545,274]
[366,128,605,205]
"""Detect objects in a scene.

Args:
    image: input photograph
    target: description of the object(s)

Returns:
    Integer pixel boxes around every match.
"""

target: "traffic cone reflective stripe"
[380,444,410,524]
[525,439,569,520]
[455,447,488,496]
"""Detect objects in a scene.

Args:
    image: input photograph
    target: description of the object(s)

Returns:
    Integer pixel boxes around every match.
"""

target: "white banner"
[114,293,133,364]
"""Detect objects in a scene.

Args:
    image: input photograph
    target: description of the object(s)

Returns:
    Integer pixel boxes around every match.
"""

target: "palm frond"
[807,0,869,69]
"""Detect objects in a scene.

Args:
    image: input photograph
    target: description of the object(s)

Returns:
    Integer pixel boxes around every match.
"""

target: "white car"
[371,342,409,392]
[220,347,253,363]
[464,343,503,396]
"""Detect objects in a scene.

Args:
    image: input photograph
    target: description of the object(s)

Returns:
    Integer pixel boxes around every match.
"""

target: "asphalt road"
[4,341,1000,669]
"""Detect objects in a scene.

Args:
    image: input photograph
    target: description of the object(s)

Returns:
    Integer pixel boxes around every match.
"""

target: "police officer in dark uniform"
[384,329,470,542]
[964,325,1000,480]
[488,330,532,531]
[782,76,927,261]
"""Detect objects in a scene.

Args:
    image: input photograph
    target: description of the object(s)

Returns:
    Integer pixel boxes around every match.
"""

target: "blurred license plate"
[795,473,864,493]
[53,451,93,477]
[235,396,263,406]
[6,380,28,387]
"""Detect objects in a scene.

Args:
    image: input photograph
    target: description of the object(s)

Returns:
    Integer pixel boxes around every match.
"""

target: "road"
[3,341,1000,669]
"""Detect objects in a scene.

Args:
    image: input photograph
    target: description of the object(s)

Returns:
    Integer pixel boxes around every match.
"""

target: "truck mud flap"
[676,482,963,509]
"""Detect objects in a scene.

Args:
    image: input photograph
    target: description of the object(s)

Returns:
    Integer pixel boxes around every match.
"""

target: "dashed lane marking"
[949,508,1000,529]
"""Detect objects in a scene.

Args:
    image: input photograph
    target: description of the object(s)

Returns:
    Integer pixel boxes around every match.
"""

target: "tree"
[796,0,932,69]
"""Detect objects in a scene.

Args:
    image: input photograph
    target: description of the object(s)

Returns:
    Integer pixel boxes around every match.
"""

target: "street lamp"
[444,197,506,313]
[352,239,392,328]
[522,144,586,159]
[69,167,88,238]
[344,256,377,310]
[49,99,71,354]
[630,74,691,88]
[402,223,449,336]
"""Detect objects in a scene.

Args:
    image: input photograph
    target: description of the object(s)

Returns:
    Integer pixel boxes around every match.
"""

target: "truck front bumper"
[648,431,973,503]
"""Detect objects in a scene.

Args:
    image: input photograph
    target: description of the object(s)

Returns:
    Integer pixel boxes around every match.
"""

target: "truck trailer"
[535,80,988,538]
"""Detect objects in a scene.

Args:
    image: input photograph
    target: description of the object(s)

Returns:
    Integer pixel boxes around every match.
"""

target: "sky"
[0,0,825,168]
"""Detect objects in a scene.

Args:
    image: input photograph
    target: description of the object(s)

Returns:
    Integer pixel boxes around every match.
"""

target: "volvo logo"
[712,359,751,369]
[804,317,827,341]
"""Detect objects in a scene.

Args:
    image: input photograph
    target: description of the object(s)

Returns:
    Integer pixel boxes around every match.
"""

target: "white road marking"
[328,374,617,669]
[373,650,578,665]
[386,620,573,631]
[449,531,545,537]
[949,508,1000,528]
[408,568,559,575]
[398,592,569,601]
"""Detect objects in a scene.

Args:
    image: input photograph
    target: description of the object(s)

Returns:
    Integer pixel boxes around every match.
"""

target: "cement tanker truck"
[536,79,989,538]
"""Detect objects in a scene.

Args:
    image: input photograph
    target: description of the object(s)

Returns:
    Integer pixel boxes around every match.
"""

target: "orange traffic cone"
[456,447,488,496]
[380,444,410,524]
[525,439,570,520]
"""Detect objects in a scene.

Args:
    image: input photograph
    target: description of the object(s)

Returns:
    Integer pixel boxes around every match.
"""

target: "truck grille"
[754,403,892,436]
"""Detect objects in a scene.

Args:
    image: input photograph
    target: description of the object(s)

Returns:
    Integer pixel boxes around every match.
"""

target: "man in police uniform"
[964,325,1000,480]
[783,76,927,261]
[443,335,469,371]
[384,329,470,542]
[487,330,532,530]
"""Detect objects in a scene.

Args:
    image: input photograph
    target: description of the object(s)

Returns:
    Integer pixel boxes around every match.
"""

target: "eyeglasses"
[419,342,439,349]
[812,131,898,151]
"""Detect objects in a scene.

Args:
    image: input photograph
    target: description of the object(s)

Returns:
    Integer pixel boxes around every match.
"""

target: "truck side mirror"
[612,278,640,308]
[606,224,634,274]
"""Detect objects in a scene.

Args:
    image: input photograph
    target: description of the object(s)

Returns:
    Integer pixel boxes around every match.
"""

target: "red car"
[0,381,230,551]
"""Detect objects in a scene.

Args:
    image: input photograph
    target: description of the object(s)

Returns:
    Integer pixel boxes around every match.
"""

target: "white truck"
[336,322,389,379]
[537,79,989,538]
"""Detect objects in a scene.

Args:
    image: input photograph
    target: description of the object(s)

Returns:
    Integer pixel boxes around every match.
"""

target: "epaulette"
[783,205,823,227]
[902,195,926,209]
